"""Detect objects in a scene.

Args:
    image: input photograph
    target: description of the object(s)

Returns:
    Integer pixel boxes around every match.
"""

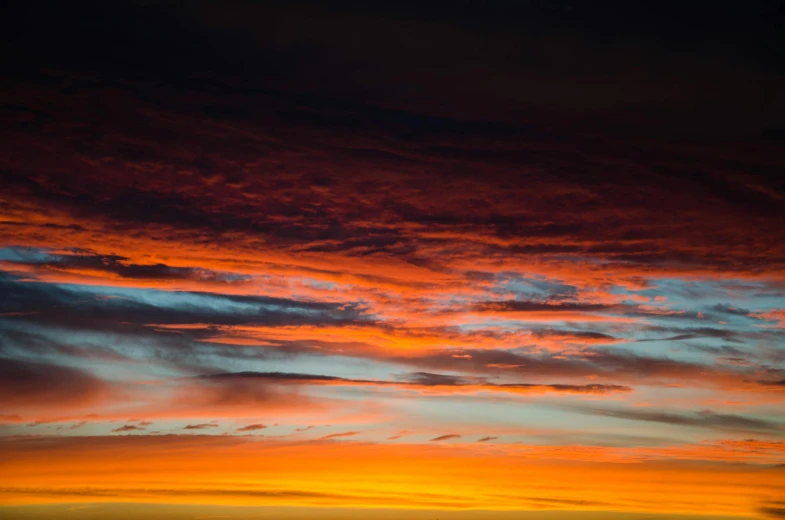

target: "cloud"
[474,301,614,313]
[394,347,767,392]
[468,301,635,323]
[1,18,784,514]
[197,370,632,396]
[183,423,219,430]
[430,434,461,442]
[402,372,469,386]
[635,327,743,343]
[477,436,498,443]
[760,501,785,519]
[236,424,267,432]
[577,407,784,434]
[0,270,364,332]
[320,431,360,440]
[532,329,619,344]
[2,249,250,283]
[0,357,112,410]
[113,424,145,433]
[758,379,785,387]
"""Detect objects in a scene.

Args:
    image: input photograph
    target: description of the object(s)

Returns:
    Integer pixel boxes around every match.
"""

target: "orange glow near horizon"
[2,436,783,517]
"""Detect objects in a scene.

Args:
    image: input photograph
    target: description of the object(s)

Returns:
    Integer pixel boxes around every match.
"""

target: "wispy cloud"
[320,431,360,440]
[431,434,461,442]
[236,424,267,432]
[112,424,145,433]
[184,423,219,430]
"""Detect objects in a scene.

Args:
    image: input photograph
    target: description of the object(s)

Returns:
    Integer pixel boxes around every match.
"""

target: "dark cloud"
[401,372,472,386]
[474,301,613,313]
[758,379,785,387]
[320,431,360,440]
[532,329,617,342]
[470,299,718,322]
[2,67,784,283]
[199,372,350,383]
[183,423,219,430]
[0,271,363,330]
[196,370,631,395]
[477,436,498,443]
[182,371,322,412]
[392,348,741,388]
[760,501,785,519]
[0,357,110,408]
[431,434,461,442]
[112,424,144,433]
[577,407,784,434]
[0,271,368,373]
[710,304,754,317]
[236,424,267,432]
[4,250,250,283]
[635,327,746,343]
[679,344,748,356]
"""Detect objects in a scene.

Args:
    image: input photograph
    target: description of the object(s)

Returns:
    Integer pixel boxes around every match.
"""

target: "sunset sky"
[2,1,785,519]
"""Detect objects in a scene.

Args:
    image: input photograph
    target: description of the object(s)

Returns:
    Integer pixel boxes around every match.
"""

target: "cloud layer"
[1,3,784,517]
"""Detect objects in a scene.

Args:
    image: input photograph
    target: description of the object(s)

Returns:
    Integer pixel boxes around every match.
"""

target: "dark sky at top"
[4,0,785,139]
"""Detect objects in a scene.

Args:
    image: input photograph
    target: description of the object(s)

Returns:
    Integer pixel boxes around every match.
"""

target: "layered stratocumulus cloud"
[2,27,785,518]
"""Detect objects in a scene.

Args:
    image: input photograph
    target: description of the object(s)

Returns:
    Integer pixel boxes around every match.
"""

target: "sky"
[1,1,785,519]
